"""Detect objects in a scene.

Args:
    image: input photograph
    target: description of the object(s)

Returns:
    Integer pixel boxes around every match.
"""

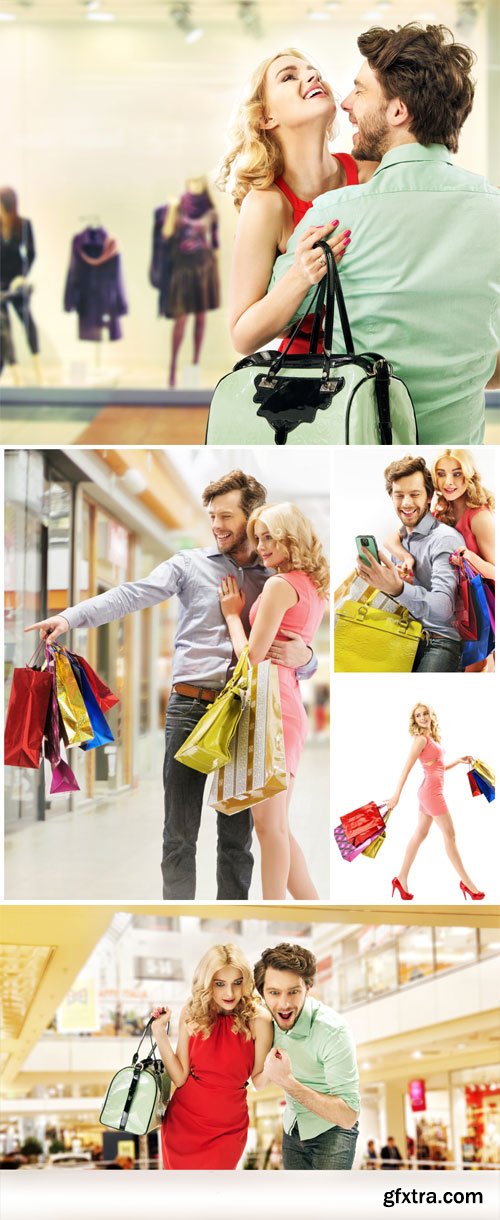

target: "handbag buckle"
[320,376,345,395]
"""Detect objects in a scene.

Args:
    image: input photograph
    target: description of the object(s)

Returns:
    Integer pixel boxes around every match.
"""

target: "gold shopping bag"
[472,758,495,787]
[209,659,287,815]
[55,651,93,746]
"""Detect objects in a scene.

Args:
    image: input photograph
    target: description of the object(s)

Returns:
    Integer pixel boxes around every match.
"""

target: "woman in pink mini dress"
[387,703,484,902]
[219,502,328,900]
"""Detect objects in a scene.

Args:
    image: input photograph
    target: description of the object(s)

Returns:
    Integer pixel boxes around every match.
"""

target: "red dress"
[161,1014,255,1169]
[454,504,492,556]
[249,571,325,777]
[276,152,359,355]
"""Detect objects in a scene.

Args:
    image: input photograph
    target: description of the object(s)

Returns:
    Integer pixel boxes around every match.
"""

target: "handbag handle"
[313,239,355,358]
[133,1015,170,1067]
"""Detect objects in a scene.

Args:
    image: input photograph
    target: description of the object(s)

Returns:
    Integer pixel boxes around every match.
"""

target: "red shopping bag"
[70,652,119,712]
[4,647,53,769]
[467,770,481,798]
[340,800,386,847]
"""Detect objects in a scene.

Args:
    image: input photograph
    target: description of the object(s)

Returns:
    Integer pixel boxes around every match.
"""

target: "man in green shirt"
[254,943,360,1169]
[268,23,500,444]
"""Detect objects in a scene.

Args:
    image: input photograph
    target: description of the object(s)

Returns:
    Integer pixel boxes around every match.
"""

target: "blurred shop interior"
[4,446,329,854]
[0,0,499,444]
[1,905,499,1170]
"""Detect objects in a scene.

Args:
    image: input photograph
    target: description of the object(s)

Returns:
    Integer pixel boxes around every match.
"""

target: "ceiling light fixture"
[170,2,204,42]
[238,1,262,38]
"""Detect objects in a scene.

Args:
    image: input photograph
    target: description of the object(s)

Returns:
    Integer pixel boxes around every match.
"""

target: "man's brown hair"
[384,455,434,500]
[202,469,267,519]
[253,943,317,996]
[358,23,475,153]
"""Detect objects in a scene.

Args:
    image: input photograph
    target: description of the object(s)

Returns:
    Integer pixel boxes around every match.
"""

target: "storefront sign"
[409,1079,427,1112]
[56,974,99,1033]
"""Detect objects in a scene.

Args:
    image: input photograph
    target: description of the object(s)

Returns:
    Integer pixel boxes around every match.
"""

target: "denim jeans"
[282,1120,359,1170]
[412,635,462,673]
[162,693,254,900]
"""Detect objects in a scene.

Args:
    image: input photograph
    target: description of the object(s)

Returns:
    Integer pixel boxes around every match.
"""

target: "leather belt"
[173,683,218,703]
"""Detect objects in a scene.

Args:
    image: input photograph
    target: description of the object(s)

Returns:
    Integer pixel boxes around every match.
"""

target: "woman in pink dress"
[219,501,328,899]
[151,943,272,1170]
[387,703,484,902]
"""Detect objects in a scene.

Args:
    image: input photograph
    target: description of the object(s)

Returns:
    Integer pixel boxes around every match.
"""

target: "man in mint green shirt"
[268,24,500,444]
[254,943,359,1170]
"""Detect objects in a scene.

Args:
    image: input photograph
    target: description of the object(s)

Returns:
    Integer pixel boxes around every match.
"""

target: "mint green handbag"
[100,1019,171,1136]
[206,241,418,446]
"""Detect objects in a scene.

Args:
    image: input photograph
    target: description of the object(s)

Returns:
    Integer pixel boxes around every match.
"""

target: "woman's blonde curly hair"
[216,48,335,210]
[409,703,441,743]
[431,449,495,526]
[184,944,259,1041]
[248,502,329,598]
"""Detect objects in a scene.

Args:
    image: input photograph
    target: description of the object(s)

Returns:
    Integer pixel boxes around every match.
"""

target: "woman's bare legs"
[169,314,187,386]
[433,811,481,891]
[252,788,290,899]
[285,779,319,899]
[251,776,318,899]
[397,811,432,890]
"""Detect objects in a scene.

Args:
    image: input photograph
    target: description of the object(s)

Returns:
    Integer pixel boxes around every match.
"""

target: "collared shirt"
[392,512,462,638]
[269,144,500,444]
[273,996,360,1140]
[63,545,317,686]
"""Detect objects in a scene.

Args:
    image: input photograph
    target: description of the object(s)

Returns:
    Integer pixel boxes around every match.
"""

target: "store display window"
[398,928,434,987]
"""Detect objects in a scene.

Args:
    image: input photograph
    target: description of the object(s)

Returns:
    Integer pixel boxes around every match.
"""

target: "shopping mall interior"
[0,0,499,443]
[4,445,330,899]
[1,904,499,1170]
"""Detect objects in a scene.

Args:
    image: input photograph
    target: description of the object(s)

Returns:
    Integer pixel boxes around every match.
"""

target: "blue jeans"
[412,635,462,672]
[161,693,254,900]
[282,1121,359,1170]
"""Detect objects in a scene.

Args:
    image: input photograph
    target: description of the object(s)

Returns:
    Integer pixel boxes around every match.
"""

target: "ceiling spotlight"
[238,1,262,38]
[170,2,204,42]
[455,1,483,35]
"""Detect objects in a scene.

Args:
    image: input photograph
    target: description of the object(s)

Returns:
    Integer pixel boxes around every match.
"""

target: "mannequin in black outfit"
[0,186,41,383]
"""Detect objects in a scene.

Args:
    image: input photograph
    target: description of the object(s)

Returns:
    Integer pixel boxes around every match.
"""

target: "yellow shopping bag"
[55,651,93,746]
[174,648,250,774]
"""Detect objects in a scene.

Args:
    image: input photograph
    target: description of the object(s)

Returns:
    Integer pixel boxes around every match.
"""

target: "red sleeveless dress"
[161,1014,255,1169]
[276,152,359,355]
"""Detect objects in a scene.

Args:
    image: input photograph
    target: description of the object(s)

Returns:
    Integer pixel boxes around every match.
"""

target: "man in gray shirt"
[356,456,463,672]
[26,469,314,899]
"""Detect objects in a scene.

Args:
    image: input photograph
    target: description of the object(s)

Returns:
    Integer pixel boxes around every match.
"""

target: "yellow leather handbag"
[335,593,423,673]
[174,648,250,774]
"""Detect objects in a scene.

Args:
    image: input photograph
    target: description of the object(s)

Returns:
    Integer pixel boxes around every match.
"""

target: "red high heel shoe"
[460,881,485,901]
[391,877,414,901]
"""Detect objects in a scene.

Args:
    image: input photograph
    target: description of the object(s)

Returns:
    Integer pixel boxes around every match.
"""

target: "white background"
[332,446,497,590]
[331,673,499,904]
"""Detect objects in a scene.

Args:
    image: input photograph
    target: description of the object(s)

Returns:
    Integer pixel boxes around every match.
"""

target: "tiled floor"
[4,739,330,901]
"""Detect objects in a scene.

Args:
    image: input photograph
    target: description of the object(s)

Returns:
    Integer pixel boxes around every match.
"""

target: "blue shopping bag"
[461,568,494,668]
[472,771,495,803]
[68,656,115,751]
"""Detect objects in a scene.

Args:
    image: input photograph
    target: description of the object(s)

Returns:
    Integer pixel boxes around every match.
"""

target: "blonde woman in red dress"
[218,502,328,900]
[152,944,272,1170]
[387,703,484,902]
[217,48,378,356]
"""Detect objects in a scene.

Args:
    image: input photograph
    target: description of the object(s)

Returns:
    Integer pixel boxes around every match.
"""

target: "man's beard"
[218,524,249,556]
[353,107,391,161]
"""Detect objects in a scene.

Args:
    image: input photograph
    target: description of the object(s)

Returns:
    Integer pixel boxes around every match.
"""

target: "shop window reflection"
[398,928,434,986]
[434,927,477,973]
[4,450,45,831]
[478,929,500,959]
[366,947,398,997]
